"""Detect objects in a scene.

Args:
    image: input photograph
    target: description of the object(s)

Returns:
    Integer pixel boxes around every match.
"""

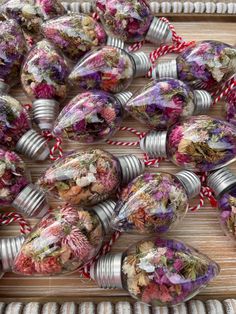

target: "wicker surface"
[0,0,236,305]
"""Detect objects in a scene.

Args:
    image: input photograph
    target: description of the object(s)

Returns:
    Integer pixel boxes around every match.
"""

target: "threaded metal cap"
[193,90,212,115]
[140,131,167,158]
[16,129,50,161]
[115,91,133,107]
[90,253,123,289]
[92,200,116,234]
[175,170,201,199]
[32,99,60,131]
[146,17,172,45]
[117,155,145,186]
[131,52,151,77]
[207,168,236,198]
[80,1,93,14]
[0,236,25,272]
[106,36,125,50]
[154,59,178,80]
[12,184,49,218]
[0,81,9,94]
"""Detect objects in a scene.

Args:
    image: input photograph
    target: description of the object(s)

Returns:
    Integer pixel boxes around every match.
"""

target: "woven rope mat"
[1,299,236,313]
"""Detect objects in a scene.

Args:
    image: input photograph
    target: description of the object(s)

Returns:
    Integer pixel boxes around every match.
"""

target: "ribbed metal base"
[106,37,125,50]
[12,184,49,218]
[90,253,123,289]
[193,90,212,115]
[207,168,236,198]
[115,92,133,107]
[131,52,151,77]
[92,200,116,234]
[175,170,201,198]
[32,99,60,131]
[146,17,172,45]
[154,59,178,80]
[0,236,25,272]
[140,131,167,158]
[118,155,145,185]
[16,130,50,161]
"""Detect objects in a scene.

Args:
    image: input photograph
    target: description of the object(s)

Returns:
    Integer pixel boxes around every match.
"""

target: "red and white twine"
[0,212,31,235]
[211,76,236,106]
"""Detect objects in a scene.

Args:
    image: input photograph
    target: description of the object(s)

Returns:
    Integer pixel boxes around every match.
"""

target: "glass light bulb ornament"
[93,0,173,44]
[0,94,49,161]
[153,40,236,91]
[0,0,66,39]
[68,39,151,93]
[125,79,212,129]
[41,14,107,61]
[112,171,201,234]
[52,91,132,144]
[0,19,26,92]
[90,238,220,306]
[1,200,116,276]
[208,168,236,241]
[0,148,49,217]
[37,149,145,206]
[21,39,70,131]
[140,115,236,172]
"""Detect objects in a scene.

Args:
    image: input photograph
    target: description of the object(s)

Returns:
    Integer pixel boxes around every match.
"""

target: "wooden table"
[0,18,236,304]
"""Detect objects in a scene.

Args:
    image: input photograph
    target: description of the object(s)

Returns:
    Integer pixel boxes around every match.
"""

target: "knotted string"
[106,126,162,167]
[0,212,31,235]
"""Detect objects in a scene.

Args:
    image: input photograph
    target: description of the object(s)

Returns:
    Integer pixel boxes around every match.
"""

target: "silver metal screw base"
[106,36,125,50]
[32,99,59,131]
[193,90,212,115]
[146,17,173,45]
[131,52,151,78]
[118,155,145,186]
[140,131,167,158]
[175,170,201,199]
[0,236,25,272]
[12,184,49,218]
[80,1,93,14]
[92,200,116,234]
[207,168,236,198]
[0,81,9,94]
[16,129,50,161]
[154,59,178,80]
[115,92,133,107]
[90,253,123,289]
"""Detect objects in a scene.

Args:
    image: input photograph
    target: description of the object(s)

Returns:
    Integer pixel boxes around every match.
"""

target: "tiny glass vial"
[208,167,236,241]
[112,170,201,233]
[37,149,145,206]
[21,39,70,131]
[154,41,236,91]
[69,40,151,93]
[0,94,49,160]
[140,115,236,172]
[52,91,132,144]
[90,238,220,306]
[41,13,107,61]
[93,0,173,44]
[125,79,212,129]
[12,200,116,276]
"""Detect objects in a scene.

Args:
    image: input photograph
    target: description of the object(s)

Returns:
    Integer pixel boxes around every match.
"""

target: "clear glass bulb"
[41,14,107,61]
[52,91,132,144]
[0,148,49,217]
[0,94,50,160]
[69,43,151,94]
[37,149,144,206]
[125,79,212,129]
[140,115,236,172]
[91,238,220,306]
[21,39,69,130]
[0,0,66,39]
[0,19,26,90]
[93,0,172,45]
[112,171,201,233]
[2,201,116,276]
[155,41,236,91]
